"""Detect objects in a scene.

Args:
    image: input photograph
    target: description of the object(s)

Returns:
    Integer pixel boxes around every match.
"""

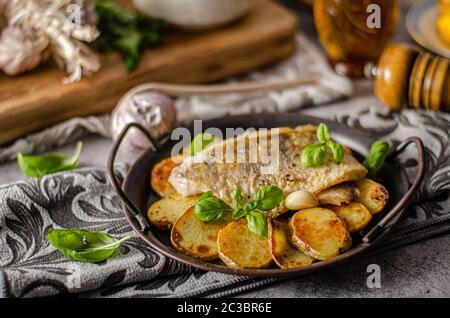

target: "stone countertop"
[0,0,449,298]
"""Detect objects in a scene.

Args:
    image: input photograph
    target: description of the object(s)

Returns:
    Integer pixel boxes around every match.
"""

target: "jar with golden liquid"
[313,0,399,77]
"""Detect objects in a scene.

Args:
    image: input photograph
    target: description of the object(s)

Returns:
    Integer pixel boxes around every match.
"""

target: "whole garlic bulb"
[0,26,48,76]
[111,91,177,152]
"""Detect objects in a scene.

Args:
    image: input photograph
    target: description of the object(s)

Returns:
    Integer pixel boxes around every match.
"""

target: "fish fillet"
[169,125,367,206]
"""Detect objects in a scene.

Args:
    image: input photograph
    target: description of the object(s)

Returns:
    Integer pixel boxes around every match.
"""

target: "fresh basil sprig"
[189,133,215,156]
[194,185,284,237]
[46,229,130,263]
[251,185,284,211]
[301,123,345,167]
[195,191,233,221]
[17,142,83,178]
[301,144,328,167]
[317,123,331,143]
[246,211,268,237]
[330,142,345,164]
[364,140,390,177]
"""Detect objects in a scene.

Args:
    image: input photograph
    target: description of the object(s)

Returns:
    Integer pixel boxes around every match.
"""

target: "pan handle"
[107,123,161,230]
[362,136,425,243]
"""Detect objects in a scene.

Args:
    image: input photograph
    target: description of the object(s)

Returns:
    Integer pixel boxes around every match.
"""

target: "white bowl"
[132,0,253,29]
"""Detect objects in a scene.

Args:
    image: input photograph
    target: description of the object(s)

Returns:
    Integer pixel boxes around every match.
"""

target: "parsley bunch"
[94,0,165,71]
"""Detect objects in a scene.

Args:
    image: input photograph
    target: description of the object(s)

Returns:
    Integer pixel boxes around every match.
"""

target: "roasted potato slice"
[268,219,314,269]
[317,183,357,206]
[151,156,181,197]
[289,208,352,260]
[171,207,229,261]
[354,179,389,214]
[217,219,272,269]
[328,202,372,233]
[147,194,197,230]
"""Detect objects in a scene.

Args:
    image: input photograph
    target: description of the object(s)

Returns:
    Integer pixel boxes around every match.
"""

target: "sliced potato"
[217,219,272,269]
[342,231,353,252]
[289,208,352,260]
[171,207,229,261]
[328,202,372,233]
[354,179,389,214]
[151,156,180,197]
[268,219,314,269]
[147,194,197,230]
[316,183,357,206]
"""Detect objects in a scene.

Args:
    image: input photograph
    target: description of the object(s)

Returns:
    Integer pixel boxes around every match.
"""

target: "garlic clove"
[284,190,318,211]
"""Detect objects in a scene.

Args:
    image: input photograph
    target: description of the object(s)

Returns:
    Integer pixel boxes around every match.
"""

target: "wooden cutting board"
[0,0,297,145]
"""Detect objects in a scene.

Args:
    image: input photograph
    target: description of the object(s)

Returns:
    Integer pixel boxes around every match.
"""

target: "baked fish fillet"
[169,125,367,206]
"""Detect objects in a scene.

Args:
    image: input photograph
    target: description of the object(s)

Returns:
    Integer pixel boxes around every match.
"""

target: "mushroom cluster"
[0,0,100,83]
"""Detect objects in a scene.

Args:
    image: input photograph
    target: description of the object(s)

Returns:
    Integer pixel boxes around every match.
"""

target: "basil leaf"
[330,142,345,164]
[232,207,247,220]
[232,186,244,209]
[195,191,232,221]
[251,185,284,211]
[189,133,215,156]
[317,123,331,143]
[46,229,130,263]
[17,142,83,178]
[301,143,328,167]
[245,211,268,237]
[364,140,390,176]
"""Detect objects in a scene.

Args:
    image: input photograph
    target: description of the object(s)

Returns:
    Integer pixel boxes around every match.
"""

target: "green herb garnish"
[93,0,165,71]
[195,191,233,222]
[46,229,130,263]
[364,140,390,177]
[17,142,83,178]
[301,123,345,167]
[246,211,268,237]
[189,133,215,156]
[194,185,284,237]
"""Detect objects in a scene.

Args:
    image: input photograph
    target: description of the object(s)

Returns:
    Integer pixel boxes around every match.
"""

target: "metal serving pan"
[107,113,425,277]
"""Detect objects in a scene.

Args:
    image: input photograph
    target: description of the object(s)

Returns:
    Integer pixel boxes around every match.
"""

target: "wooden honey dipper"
[372,43,450,112]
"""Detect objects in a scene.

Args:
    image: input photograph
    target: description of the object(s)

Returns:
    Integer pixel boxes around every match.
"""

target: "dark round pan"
[107,113,425,277]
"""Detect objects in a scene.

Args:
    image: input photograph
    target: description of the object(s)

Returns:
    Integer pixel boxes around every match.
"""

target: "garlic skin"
[111,91,177,152]
[284,190,318,211]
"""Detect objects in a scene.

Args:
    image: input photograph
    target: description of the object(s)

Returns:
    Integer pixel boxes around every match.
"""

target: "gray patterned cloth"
[0,108,449,298]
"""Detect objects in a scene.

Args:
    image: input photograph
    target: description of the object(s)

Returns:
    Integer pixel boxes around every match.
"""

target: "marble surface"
[0,0,449,298]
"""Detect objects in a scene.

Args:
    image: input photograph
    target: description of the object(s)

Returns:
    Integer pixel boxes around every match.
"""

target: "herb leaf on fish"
[188,133,216,156]
[301,123,345,167]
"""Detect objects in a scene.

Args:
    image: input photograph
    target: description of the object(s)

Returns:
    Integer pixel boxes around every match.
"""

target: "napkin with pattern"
[0,107,449,298]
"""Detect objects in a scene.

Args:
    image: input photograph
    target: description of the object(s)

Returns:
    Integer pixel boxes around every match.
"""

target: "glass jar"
[313,0,399,77]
